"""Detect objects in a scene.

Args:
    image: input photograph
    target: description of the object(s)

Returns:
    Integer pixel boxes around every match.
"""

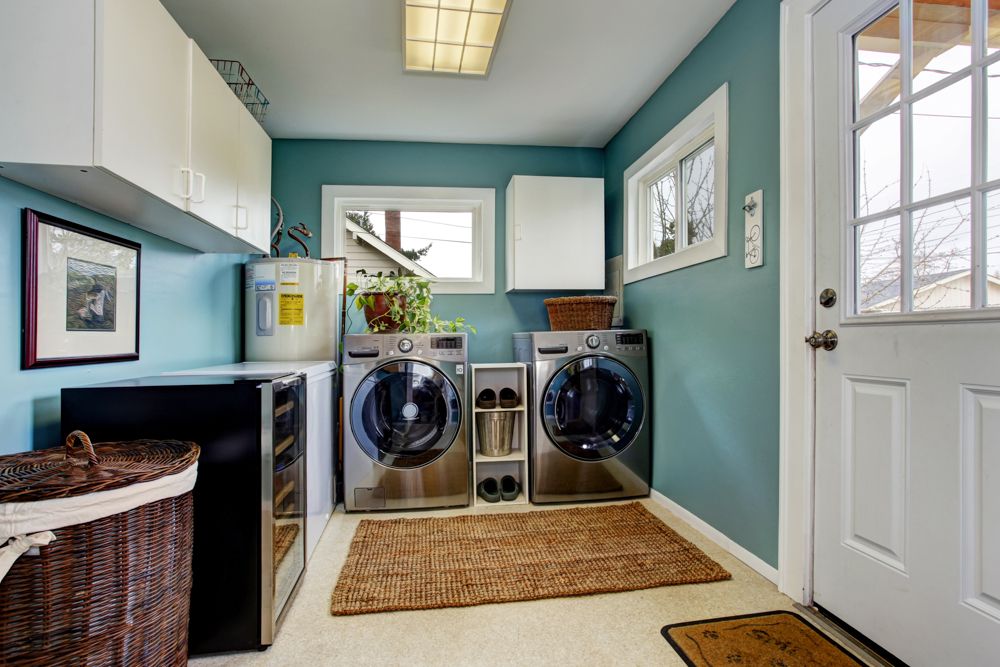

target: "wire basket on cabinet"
[211,59,270,123]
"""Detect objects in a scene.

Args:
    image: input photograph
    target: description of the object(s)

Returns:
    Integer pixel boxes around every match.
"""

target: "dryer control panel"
[343,333,468,363]
[515,330,647,359]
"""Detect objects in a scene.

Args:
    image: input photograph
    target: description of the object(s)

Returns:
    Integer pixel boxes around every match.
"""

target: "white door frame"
[778,0,830,605]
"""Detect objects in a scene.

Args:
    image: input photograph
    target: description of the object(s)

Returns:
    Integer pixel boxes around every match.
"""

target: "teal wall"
[271,140,604,362]
[1,177,245,455]
[604,0,781,566]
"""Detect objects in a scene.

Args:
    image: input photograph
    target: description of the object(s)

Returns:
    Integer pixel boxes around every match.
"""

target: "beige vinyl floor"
[188,498,854,666]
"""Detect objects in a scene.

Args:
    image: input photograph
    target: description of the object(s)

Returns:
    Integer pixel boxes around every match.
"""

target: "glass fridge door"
[271,376,306,625]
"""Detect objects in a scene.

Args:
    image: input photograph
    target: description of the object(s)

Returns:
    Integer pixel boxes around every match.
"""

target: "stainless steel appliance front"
[514,330,651,503]
[342,333,470,511]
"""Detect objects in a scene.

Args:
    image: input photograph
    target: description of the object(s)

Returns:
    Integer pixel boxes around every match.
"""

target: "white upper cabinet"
[189,42,242,234]
[0,0,271,255]
[96,0,191,210]
[237,105,273,254]
[505,175,605,291]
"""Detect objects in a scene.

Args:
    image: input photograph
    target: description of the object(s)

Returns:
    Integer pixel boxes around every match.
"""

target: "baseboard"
[649,489,779,584]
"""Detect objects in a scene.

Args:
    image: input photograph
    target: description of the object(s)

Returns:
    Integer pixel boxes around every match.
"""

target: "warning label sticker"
[279,262,300,286]
[278,293,304,326]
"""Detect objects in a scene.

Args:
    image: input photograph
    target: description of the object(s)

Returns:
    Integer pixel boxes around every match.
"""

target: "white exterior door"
[812,1,1000,665]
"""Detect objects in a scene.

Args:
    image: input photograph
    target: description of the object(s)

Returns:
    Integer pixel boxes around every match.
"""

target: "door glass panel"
[912,76,971,202]
[986,190,1000,306]
[683,140,715,246]
[857,216,903,314]
[856,6,902,121]
[912,197,972,311]
[351,361,461,468]
[649,168,677,258]
[856,112,901,217]
[988,62,1000,182]
[989,5,1000,55]
[542,357,644,462]
[911,0,971,94]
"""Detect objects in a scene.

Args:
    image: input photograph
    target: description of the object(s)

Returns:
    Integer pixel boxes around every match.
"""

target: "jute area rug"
[331,501,731,615]
[661,611,865,666]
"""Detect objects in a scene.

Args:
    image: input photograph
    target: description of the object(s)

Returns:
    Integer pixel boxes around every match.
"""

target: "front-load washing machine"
[343,333,469,511]
[514,330,651,503]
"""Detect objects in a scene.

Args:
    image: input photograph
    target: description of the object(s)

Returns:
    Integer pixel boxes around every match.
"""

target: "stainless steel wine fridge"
[61,372,307,654]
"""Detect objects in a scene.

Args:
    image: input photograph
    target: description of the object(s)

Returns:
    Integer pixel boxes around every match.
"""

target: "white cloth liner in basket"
[0,462,198,584]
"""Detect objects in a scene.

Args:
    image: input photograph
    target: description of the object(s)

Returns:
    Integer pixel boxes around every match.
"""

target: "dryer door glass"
[542,356,645,461]
[351,361,462,468]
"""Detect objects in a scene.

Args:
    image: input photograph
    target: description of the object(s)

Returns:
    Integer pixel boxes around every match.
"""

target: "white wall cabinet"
[237,105,274,253]
[505,175,605,291]
[0,0,271,255]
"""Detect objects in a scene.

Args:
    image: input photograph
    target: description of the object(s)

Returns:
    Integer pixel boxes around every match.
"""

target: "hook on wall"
[742,197,758,216]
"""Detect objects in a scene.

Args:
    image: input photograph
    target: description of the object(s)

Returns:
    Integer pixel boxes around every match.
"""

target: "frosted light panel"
[403,0,509,75]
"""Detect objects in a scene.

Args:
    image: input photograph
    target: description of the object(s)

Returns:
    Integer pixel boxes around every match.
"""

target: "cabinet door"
[508,176,605,290]
[94,0,190,209]
[237,105,273,254]
[189,43,241,233]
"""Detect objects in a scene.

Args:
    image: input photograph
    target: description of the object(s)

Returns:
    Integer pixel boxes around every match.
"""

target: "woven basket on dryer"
[543,296,618,331]
[0,430,200,667]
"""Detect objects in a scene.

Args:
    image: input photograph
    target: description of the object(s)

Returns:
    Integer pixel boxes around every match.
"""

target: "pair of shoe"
[477,475,520,502]
[476,388,519,409]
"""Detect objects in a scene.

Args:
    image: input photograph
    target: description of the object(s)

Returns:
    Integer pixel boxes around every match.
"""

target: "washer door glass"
[542,356,644,461]
[351,361,462,468]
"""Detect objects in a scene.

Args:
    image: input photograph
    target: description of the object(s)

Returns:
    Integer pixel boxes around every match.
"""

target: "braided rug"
[331,501,730,615]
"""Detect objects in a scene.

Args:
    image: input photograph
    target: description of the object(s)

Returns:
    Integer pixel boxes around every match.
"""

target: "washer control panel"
[343,333,468,362]
[526,330,647,357]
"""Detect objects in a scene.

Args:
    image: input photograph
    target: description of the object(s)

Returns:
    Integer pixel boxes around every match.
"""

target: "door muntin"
[541,356,645,461]
[351,360,462,469]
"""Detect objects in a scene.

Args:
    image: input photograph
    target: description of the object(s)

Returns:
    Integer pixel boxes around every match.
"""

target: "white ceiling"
[161,0,736,147]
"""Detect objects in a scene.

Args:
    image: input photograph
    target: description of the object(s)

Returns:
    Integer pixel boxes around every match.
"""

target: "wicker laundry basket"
[0,431,199,667]
[543,296,618,331]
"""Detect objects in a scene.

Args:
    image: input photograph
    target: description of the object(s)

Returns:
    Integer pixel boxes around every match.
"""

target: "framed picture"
[22,208,140,369]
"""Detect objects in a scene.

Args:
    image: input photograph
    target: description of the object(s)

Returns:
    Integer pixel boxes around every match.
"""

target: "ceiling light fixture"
[403,0,510,76]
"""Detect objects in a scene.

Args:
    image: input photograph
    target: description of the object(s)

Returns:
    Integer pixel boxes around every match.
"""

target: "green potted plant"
[346,271,476,334]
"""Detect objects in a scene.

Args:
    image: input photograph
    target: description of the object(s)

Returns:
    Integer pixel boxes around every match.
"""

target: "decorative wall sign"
[22,209,140,369]
[744,189,764,269]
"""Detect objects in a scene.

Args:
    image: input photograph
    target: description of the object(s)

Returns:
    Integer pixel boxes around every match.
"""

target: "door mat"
[330,501,730,615]
[661,611,865,666]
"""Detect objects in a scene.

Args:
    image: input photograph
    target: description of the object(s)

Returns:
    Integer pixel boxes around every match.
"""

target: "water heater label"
[278,293,304,326]
[279,262,300,286]
[254,263,276,291]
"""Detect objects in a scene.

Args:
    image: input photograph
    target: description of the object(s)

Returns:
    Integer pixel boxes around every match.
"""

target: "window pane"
[912,76,971,202]
[649,169,677,258]
[988,62,1000,182]
[683,141,715,246]
[911,0,971,94]
[912,197,972,311]
[988,5,1000,55]
[856,111,901,217]
[345,210,473,279]
[855,6,901,121]
[986,190,1000,306]
[856,216,902,314]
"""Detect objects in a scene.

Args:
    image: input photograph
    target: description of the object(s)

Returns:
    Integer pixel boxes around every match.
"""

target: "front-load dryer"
[514,330,651,503]
[343,333,470,511]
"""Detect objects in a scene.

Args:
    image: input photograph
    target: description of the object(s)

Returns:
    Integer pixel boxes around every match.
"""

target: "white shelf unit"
[470,363,529,507]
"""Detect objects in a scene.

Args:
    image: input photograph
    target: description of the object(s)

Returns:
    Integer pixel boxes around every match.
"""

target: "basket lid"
[0,431,200,503]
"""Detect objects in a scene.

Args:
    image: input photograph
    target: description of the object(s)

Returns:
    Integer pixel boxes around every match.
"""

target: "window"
[623,83,728,283]
[851,1,1000,316]
[321,185,495,294]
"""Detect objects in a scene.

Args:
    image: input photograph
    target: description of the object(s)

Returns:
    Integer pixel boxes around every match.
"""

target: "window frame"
[623,82,729,284]
[321,185,495,294]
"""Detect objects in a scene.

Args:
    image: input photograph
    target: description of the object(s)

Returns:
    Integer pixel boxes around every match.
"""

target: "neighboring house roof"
[345,220,435,279]
[862,269,1000,310]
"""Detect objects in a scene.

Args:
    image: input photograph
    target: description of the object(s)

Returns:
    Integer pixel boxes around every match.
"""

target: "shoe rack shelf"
[470,363,529,507]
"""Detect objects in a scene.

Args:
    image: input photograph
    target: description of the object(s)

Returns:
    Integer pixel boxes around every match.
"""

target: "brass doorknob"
[805,330,838,351]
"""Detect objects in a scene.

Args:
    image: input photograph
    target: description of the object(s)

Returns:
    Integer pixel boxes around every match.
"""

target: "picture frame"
[22,208,141,369]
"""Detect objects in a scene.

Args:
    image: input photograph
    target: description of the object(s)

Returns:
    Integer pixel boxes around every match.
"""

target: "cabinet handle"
[235,205,249,230]
[192,172,206,203]
[179,168,193,199]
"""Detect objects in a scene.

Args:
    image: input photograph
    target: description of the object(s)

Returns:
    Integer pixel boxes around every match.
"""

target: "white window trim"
[623,82,729,284]
[321,185,495,294]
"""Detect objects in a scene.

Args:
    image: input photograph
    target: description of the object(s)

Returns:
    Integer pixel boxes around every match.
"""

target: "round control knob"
[585,334,601,349]
[398,339,413,353]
